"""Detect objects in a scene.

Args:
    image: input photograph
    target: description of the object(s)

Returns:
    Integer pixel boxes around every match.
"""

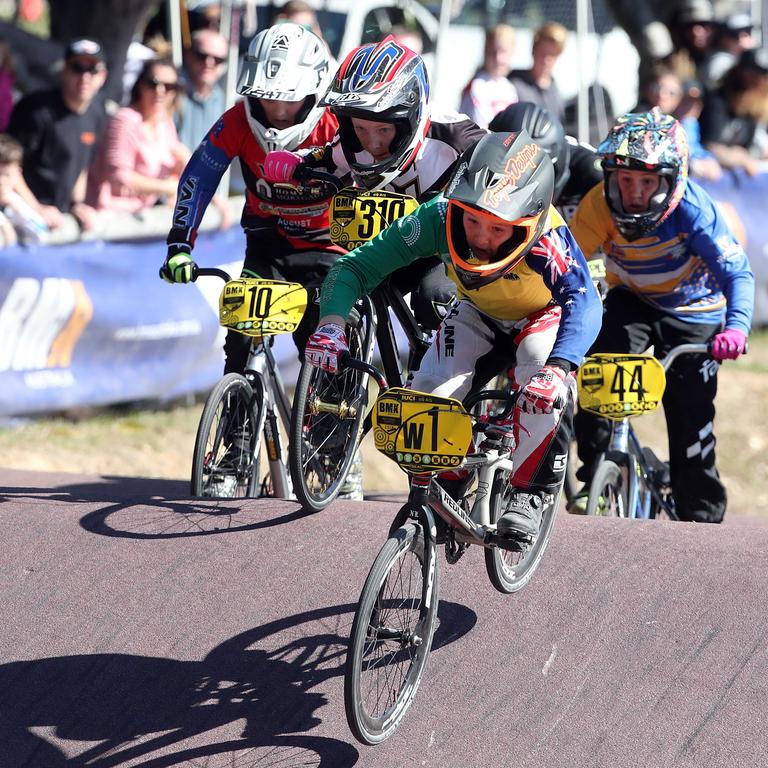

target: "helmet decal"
[481,142,542,211]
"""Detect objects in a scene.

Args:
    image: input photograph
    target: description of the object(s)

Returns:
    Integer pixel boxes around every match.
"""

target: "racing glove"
[305,323,348,374]
[263,150,303,183]
[160,245,196,284]
[711,328,747,361]
[519,365,568,415]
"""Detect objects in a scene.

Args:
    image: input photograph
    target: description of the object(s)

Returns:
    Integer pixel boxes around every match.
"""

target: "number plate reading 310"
[330,189,418,251]
[372,388,473,474]
[219,279,307,336]
[577,354,666,420]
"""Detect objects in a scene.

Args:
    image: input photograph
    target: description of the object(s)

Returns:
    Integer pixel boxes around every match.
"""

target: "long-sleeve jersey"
[320,194,603,368]
[303,110,486,203]
[570,179,754,334]
[167,101,341,252]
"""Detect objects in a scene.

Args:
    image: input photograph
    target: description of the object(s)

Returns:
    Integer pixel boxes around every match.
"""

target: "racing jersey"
[304,111,486,203]
[167,101,340,252]
[556,138,603,223]
[569,179,754,333]
[320,194,602,367]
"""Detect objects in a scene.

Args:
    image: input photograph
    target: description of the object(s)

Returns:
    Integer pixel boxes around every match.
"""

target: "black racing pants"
[223,230,341,374]
[574,288,726,523]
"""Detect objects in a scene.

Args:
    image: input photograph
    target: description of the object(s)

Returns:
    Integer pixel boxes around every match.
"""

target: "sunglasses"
[67,61,105,75]
[144,77,180,92]
[192,49,226,65]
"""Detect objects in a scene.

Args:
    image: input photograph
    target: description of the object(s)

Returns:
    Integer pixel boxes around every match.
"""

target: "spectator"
[86,58,190,214]
[665,0,717,84]
[8,37,108,231]
[699,48,768,176]
[177,29,228,150]
[273,0,323,39]
[676,78,721,180]
[459,25,518,129]
[701,13,757,89]
[389,25,424,55]
[0,134,47,245]
[0,38,14,132]
[508,21,567,122]
[634,65,684,114]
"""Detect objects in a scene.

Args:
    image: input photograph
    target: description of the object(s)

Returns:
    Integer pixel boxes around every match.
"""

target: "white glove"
[519,365,568,415]
[305,323,348,374]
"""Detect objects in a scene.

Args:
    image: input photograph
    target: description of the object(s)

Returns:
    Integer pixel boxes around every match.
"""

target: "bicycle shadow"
[0,602,475,766]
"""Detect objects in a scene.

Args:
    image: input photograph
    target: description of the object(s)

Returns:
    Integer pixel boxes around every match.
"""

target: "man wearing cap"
[8,37,108,231]
[702,14,757,88]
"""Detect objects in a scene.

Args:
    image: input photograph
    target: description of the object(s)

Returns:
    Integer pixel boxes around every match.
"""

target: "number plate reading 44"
[330,189,418,251]
[219,279,307,336]
[577,354,666,420]
[372,388,473,474]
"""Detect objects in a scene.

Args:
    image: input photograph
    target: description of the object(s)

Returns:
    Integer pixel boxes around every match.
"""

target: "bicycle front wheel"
[344,523,439,745]
[485,471,561,594]
[191,373,262,498]
[289,314,371,511]
[586,459,628,517]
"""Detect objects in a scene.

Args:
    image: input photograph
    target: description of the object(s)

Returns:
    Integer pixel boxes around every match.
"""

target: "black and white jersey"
[313,110,486,203]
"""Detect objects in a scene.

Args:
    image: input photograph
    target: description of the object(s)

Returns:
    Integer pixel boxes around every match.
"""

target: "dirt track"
[1,468,767,767]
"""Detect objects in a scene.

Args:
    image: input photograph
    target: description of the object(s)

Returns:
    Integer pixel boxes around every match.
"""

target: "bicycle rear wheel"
[586,459,628,517]
[289,313,371,511]
[484,470,561,594]
[191,373,261,498]
[344,523,439,745]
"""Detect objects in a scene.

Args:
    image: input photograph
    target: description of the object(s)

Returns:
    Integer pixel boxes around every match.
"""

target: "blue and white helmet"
[236,22,333,152]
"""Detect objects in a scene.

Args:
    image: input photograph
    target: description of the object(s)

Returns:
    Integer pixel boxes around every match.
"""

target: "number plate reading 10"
[372,387,473,474]
[219,279,307,336]
[577,354,666,420]
[330,189,418,251]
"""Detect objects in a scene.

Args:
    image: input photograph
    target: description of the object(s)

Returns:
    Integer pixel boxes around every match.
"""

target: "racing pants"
[409,299,574,494]
[574,287,726,523]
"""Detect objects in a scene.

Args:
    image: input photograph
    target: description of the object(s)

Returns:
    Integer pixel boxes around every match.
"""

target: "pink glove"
[711,328,747,361]
[262,150,303,183]
[519,365,568,415]
[305,323,349,374]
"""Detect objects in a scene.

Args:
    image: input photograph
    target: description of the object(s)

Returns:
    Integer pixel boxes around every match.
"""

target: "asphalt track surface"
[2,468,767,768]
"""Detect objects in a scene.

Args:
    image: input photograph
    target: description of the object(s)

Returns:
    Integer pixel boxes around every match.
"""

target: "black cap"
[723,14,754,34]
[64,38,105,63]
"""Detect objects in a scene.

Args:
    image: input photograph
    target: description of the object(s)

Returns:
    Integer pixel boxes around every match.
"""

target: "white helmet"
[236,21,333,152]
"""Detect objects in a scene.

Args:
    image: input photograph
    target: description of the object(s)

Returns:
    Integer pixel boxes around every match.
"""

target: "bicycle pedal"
[493,531,530,552]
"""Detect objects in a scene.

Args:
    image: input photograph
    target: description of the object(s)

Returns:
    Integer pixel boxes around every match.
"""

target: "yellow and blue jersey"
[570,179,754,334]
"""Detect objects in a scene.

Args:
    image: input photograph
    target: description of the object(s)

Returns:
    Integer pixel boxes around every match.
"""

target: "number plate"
[577,354,666,420]
[330,189,418,251]
[372,388,473,474]
[218,279,307,336]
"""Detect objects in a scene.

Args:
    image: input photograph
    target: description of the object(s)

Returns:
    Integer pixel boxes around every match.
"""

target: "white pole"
[576,0,589,144]
[168,0,183,69]
[432,0,453,107]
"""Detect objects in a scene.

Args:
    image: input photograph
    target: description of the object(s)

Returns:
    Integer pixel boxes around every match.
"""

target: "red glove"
[262,150,303,183]
[305,323,349,374]
[519,365,568,415]
[711,328,747,361]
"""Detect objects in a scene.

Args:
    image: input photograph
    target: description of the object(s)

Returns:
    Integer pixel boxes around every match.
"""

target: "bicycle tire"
[484,470,561,594]
[289,310,372,511]
[344,523,439,745]
[191,373,262,498]
[586,459,628,517]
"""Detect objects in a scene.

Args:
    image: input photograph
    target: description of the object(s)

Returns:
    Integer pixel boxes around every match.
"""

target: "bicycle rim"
[484,472,560,594]
[586,459,627,517]
[344,524,439,745]
[191,373,261,498]
[290,320,369,511]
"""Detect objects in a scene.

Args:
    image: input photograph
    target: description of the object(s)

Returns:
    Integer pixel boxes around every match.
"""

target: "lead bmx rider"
[303,131,603,539]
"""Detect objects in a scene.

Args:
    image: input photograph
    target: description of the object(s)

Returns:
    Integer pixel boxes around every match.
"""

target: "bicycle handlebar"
[338,353,388,390]
[192,266,232,283]
[294,163,346,193]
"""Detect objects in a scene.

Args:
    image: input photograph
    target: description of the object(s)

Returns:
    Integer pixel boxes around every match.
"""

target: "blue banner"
[0,226,296,418]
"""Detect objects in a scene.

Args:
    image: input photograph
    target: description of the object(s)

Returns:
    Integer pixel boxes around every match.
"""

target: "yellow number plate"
[219,279,307,336]
[330,189,418,251]
[372,388,473,474]
[577,354,666,420]
[588,258,606,280]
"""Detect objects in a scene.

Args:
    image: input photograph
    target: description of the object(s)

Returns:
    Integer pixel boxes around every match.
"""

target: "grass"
[1,331,766,515]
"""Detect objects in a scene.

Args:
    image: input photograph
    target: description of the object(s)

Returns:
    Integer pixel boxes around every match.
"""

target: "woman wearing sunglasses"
[87,58,190,213]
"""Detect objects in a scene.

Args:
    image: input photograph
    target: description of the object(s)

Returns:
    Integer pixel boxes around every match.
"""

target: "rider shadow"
[0,602,475,767]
